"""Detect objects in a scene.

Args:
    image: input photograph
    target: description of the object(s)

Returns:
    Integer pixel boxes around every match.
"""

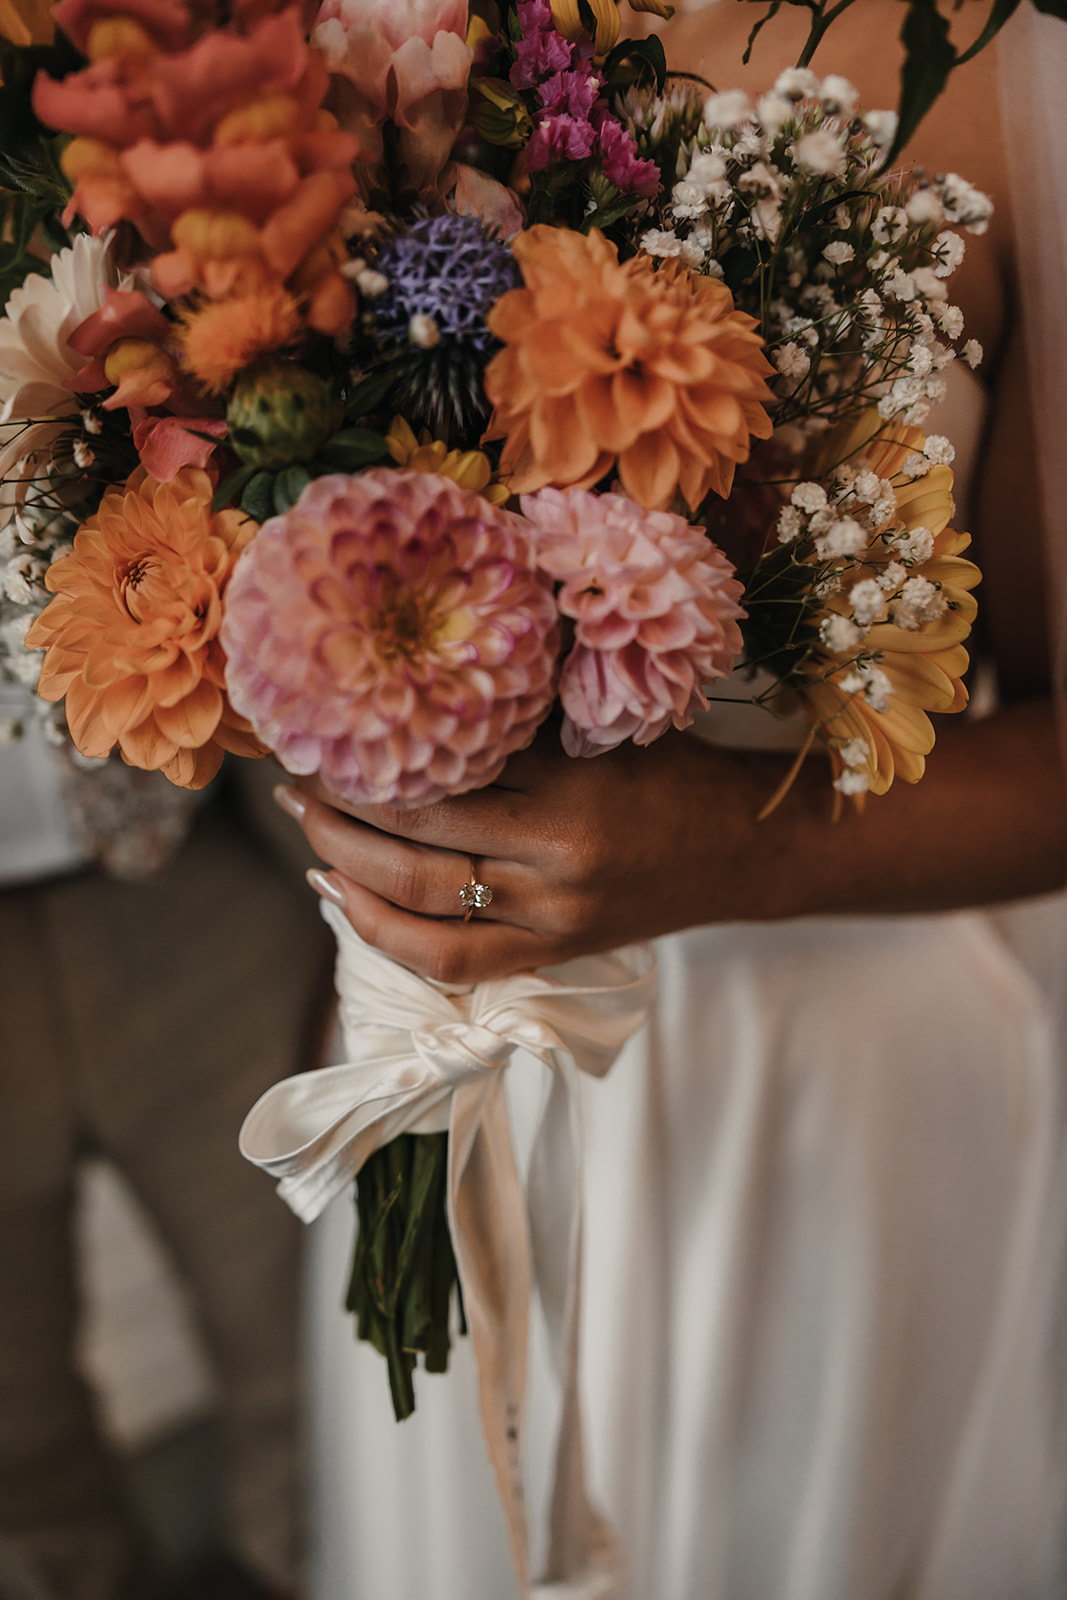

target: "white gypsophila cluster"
[0,484,79,742]
[833,734,870,794]
[757,433,958,724]
[631,69,991,442]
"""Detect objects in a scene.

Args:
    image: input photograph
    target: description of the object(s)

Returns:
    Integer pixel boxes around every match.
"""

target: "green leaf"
[742,1,782,64]
[581,192,643,233]
[314,427,391,471]
[954,0,1023,64]
[344,367,396,419]
[211,463,256,511]
[272,463,312,514]
[884,0,957,164]
[240,470,276,522]
[603,34,667,92]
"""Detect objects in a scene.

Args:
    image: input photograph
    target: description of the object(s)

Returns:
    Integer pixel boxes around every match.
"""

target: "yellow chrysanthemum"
[548,0,620,54]
[386,416,510,505]
[796,415,981,799]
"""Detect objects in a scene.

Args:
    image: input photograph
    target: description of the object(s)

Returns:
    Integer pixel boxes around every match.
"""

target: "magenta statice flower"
[594,114,660,199]
[525,113,598,170]
[521,488,745,756]
[511,0,572,90]
[222,471,560,807]
[538,67,600,117]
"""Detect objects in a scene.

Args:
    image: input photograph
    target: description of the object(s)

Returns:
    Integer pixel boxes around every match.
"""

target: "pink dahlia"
[520,487,745,756]
[220,469,560,807]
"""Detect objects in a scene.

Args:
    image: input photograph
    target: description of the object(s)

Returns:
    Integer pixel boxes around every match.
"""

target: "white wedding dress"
[305,13,1067,1593]
[305,372,1067,1600]
[309,921,1065,1600]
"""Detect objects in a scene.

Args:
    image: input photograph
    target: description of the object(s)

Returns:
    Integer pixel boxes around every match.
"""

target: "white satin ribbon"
[240,898,657,1599]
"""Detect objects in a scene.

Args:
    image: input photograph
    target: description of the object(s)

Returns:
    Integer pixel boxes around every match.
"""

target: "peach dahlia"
[483,227,774,513]
[220,469,560,807]
[26,467,266,788]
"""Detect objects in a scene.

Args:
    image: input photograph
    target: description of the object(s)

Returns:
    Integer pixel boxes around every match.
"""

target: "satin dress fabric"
[307,372,1067,1600]
[308,897,1065,1600]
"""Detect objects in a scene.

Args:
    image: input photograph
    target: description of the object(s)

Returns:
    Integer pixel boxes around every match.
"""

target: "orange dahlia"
[789,416,980,798]
[25,467,267,788]
[482,227,773,512]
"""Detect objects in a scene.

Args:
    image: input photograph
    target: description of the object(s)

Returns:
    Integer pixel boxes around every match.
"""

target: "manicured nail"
[307,867,345,905]
[273,784,306,821]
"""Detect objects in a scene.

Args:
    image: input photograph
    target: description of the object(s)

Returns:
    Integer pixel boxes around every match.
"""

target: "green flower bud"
[468,78,533,149]
[226,360,342,472]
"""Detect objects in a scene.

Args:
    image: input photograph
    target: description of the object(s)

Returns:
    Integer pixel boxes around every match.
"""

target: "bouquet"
[0,0,994,1586]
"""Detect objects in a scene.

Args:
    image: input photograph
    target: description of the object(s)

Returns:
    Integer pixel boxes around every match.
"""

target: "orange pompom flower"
[26,467,267,788]
[176,282,303,393]
[483,227,774,512]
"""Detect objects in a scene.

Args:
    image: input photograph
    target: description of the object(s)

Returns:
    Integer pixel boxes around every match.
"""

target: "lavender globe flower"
[373,214,522,444]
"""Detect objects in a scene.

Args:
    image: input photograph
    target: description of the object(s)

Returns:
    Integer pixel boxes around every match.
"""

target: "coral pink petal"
[133,415,227,479]
[68,289,172,357]
[221,469,558,807]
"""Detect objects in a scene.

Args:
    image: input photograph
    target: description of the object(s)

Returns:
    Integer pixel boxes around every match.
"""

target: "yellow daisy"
[795,414,980,799]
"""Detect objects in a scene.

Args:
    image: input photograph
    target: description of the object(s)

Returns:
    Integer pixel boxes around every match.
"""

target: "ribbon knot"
[412,1018,518,1086]
[240,899,657,1600]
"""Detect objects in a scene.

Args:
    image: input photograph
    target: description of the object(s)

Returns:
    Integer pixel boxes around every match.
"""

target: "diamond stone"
[459,879,493,912]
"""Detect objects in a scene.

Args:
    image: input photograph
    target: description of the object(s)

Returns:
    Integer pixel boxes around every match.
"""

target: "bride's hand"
[274,698,1067,982]
[274,724,781,983]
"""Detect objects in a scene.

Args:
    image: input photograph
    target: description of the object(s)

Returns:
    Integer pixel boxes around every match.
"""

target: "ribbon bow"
[240,899,657,1599]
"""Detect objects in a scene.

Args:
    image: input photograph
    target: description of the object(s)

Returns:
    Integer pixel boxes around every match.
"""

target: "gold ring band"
[459,859,493,922]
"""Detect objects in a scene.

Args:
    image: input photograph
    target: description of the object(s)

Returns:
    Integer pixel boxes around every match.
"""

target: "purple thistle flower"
[376,213,520,354]
[373,214,523,440]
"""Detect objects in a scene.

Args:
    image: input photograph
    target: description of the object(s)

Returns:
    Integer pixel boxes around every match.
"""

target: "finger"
[295,772,532,859]
[313,873,559,985]
[288,787,535,924]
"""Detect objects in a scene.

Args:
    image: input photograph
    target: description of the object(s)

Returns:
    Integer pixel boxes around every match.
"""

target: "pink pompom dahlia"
[221,469,560,807]
[521,487,745,756]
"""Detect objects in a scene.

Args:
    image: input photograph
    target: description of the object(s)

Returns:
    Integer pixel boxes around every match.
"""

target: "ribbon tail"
[529,1054,625,1600]
[449,1075,535,1594]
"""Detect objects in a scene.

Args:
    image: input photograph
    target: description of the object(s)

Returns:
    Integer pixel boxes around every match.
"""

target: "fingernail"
[273,784,306,822]
[307,867,345,906]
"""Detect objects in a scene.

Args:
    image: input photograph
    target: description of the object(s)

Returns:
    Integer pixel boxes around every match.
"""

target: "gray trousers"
[0,799,331,1599]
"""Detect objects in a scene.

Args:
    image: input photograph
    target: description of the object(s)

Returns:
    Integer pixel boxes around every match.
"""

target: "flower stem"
[345,1132,462,1421]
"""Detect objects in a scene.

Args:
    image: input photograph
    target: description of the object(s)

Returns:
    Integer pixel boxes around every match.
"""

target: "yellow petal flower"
[626,0,675,19]
[549,0,621,55]
[795,415,981,798]
[0,0,52,47]
[386,416,507,503]
[466,12,493,51]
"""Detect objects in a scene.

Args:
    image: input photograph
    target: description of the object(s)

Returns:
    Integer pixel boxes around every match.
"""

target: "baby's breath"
[625,68,989,447]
